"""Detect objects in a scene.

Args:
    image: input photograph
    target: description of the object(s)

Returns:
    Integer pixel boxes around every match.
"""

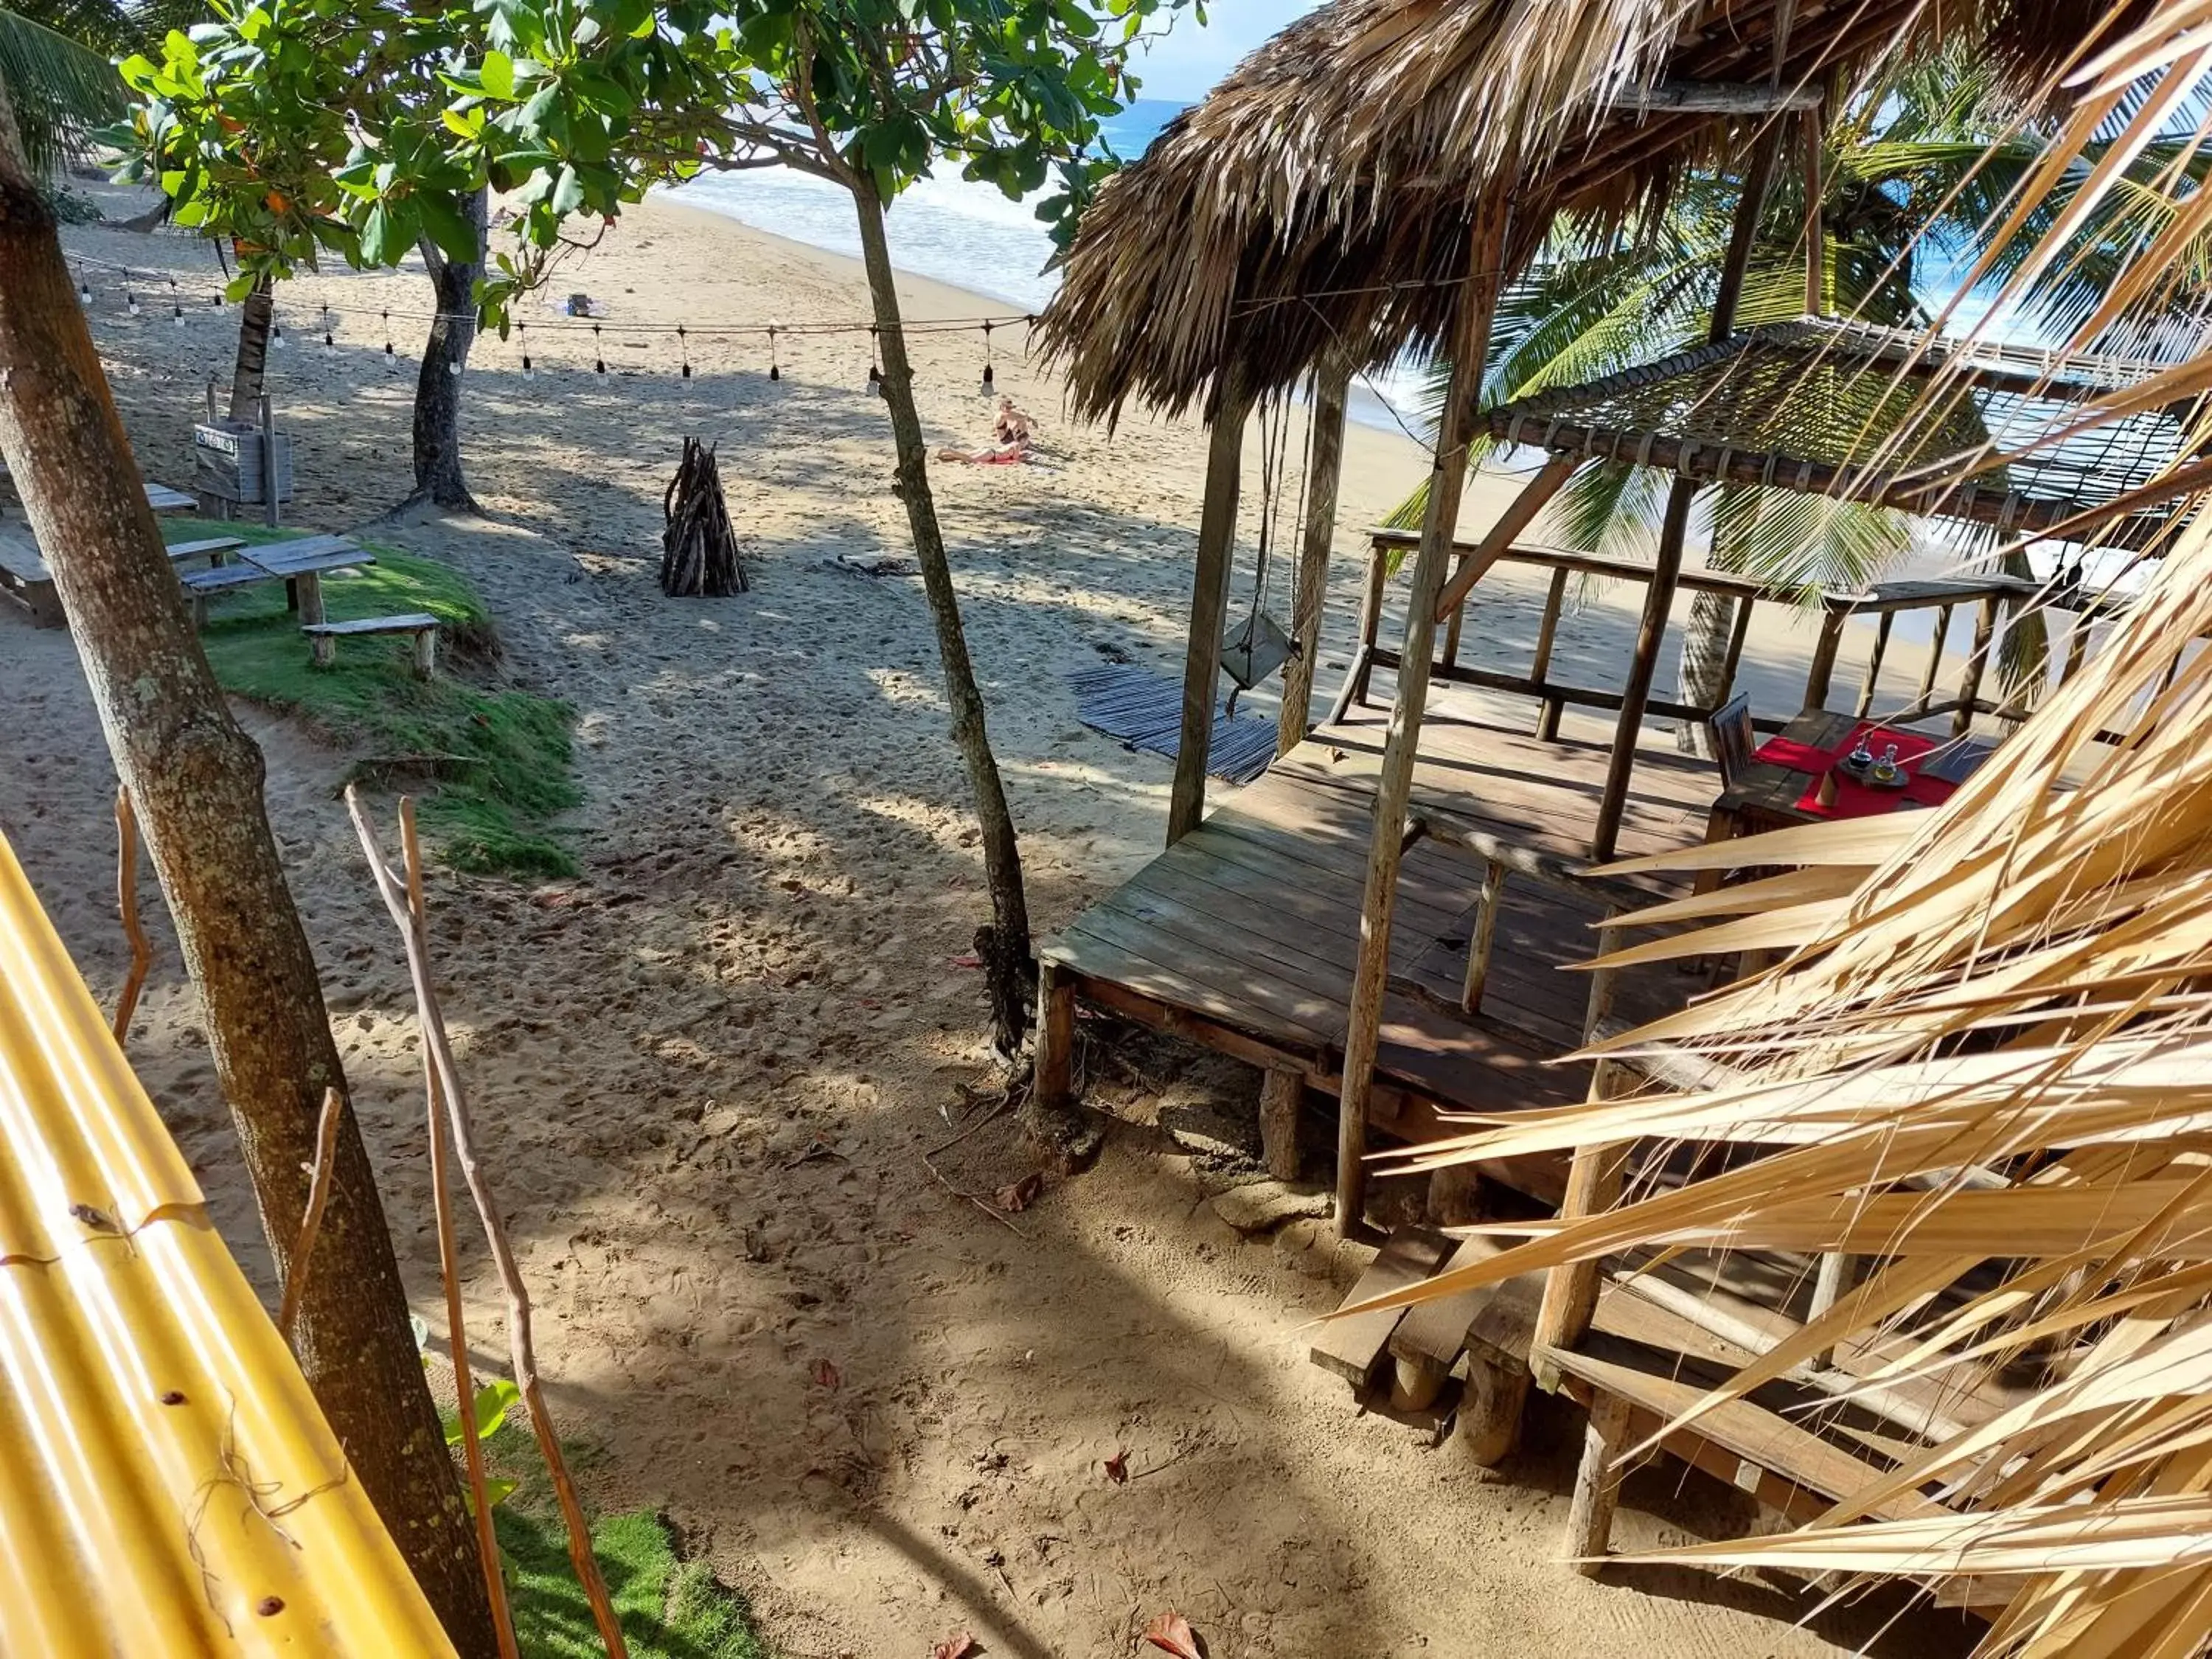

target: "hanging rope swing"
[1220,389,1298,707]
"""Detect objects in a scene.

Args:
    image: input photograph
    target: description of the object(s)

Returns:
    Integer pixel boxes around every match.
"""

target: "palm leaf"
[0,4,127,176]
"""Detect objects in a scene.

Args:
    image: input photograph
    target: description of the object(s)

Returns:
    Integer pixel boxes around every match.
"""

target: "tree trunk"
[227,271,274,422]
[409,187,484,513]
[847,179,1034,1062]
[1674,586,1736,755]
[0,89,499,1659]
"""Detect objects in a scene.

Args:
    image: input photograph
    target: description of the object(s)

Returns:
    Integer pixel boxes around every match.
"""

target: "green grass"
[486,1434,772,1659]
[182,520,581,877]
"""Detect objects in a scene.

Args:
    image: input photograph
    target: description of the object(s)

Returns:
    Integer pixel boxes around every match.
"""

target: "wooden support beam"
[1854,611,1894,718]
[1335,197,1511,1239]
[1618,79,1824,114]
[1259,1068,1303,1182]
[1327,536,1392,723]
[1917,603,1955,709]
[1801,604,1849,713]
[1432,452,1577,623]
[1581,910,1626,1042]
[1531,566,1571,740]
[1278,354,1352,756]
[1591,477,1694,861]
[1167,378,1253,844]
[1954,594,1998,739]
[1717,594,1755,707]
[1802,103,1825,318]
[1566,1390,1635,1575]
[1034,959,1076,1113]
[1533,1062,1631,1384]
[1459,858,1507,1013]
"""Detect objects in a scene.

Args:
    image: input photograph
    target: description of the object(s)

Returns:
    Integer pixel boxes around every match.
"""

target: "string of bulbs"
[67,254,1034,397]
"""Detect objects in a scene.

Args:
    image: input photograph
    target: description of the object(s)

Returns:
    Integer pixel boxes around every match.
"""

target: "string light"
[593,322,605,374]
[768,324,780,383]
[170,277,184,326]
[678,324,691,380]
[321,304,335,358]
[271,318,285,349]
[981,318,995,397]
[126,288,139,316]
[519,321,533,380]
[867,324,881,395]
[382,308,395,366]
[76,268,91,305]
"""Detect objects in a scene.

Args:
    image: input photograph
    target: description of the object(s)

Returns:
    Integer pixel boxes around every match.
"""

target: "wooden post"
[1581,910,1625,1041]
[1533,1062,1630,1384]
[1167,377,1252,844]
[1034,960,1076,1113]
[258,394,281,530]
[1592,126,1781,862]
[1955,594,1997,738]
[296,571,326,627]
[1802,602,1849,712]
[1460,858,1506,1013]
[1916,603,1955,712]
[1327,536,1391,723]
[1591,477,1694,861]
[411,626,437,681]
[1854,611,1894,718]
[1531,566,1571,740]
[1808,1247,1857,1369]
[1802,104,1826,318]
[1259,1068,1303,1181]
[1278,354,1352,756]
[1567,1391,1635,1575]
[1334,198,1511,1237]
[1715,593,1756,709]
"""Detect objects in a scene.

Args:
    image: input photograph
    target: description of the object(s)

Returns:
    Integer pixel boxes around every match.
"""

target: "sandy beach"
[3,191,1980,1658]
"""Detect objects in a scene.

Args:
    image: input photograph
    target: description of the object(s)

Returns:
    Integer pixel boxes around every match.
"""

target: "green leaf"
[358,201,400,265]
[470,1377,521,1440]
[550,162,583,215]
[480,49,515,100]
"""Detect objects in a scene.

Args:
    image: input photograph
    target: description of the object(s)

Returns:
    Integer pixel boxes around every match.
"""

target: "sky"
[1132,0,1318,102]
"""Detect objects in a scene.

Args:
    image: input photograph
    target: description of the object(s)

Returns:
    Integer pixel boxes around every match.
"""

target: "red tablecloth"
[1753,721,1957,819]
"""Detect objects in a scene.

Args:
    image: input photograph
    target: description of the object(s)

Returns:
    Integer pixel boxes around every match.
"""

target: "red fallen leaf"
[995,1172,1044,1213]
[931,1632,976,1659]
[1142,1611,1202,1658]
[1102,1450,1128,1484]
[948,950,983,969]
[812,1357,841,1391]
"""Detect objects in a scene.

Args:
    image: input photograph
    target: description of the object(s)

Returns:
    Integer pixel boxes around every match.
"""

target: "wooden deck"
[1044,692,1724,1172]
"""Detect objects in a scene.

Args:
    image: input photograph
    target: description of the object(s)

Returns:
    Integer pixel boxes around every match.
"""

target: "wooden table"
[177,533,372,627]
[1710,707,1859,835]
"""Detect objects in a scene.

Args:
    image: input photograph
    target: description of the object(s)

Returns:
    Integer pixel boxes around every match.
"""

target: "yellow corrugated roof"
[0,828,457,1657]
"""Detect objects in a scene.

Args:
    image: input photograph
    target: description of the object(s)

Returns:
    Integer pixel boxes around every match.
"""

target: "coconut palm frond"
[1703,484,1913,598]
[0,4,128,176]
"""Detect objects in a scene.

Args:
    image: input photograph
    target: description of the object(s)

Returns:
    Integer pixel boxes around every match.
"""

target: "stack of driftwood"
[661,438,747,597]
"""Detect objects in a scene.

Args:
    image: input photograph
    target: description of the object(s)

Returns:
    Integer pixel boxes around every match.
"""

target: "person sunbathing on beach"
[939,397,1040,465]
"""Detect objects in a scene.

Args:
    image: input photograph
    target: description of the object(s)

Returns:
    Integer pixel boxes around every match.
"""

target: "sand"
[2,189,1978,1658]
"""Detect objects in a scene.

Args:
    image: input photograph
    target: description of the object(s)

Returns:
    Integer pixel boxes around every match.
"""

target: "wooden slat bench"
[164,535,247,567]
[175,533,373,627]
[302,613,440,678]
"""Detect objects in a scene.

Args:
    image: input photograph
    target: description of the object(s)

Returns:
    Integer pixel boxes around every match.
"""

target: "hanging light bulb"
[320,305,335,357]
[76,269,91,305]
[126,288,140,316]
[768,324,780,383]
[980,319,995,397]
[867,324,882,395]
[678,324,692,380]
[382,308,396,366]
[447,357,462,377]
[271,320,285,349]
[593,322,605,375]
[213,288,226,312]
[170,278,184,326]
[519,321,533,380]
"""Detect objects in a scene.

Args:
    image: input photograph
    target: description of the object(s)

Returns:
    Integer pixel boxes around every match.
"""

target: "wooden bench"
[302,613,440,678]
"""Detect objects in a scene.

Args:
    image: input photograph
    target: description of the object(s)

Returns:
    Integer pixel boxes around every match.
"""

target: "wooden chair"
[1707,692,1754,791]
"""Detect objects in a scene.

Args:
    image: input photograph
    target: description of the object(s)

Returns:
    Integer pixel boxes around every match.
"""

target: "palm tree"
[0,3,129,178]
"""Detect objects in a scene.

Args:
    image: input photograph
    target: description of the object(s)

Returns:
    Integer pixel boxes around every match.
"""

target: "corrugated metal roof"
[0,828,457,1657]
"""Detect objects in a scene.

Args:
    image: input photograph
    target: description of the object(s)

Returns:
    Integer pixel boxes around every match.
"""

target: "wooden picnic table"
[177,533,372,627]
[0,462,192,515]
[1711,707,1993,837]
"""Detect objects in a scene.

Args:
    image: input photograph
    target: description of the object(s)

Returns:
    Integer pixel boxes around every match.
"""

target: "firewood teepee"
[660,437,746,596]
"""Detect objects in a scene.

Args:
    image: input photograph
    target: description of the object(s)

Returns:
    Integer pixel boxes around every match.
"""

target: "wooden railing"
[1340,531,2046,743]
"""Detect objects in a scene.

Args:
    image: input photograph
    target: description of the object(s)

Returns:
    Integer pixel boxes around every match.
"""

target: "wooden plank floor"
[1047,691,1722,1132]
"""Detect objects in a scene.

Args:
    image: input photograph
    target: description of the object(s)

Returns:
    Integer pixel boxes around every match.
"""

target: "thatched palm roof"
[1038,0,2130,424]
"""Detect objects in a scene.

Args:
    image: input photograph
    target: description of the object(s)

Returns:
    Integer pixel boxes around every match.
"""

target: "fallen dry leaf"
[948,950,983,969]
[812,1357,841,1391]
[931,1632,977,1659]
[995,1172,1045,1213]
[1142,1611,1202,1658]
[1103,1450,1128,1485]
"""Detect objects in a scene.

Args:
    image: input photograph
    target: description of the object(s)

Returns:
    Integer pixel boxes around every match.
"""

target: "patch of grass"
[183,521,580,877]
[486,1434,772,1659]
